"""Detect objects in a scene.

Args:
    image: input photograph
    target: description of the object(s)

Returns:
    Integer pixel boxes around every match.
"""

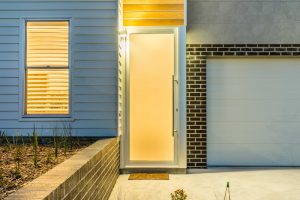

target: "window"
[25,21,70,116]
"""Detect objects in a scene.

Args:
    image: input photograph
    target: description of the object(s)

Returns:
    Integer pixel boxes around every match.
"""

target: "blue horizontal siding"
[0,0,118,137]
[0,2,116,10]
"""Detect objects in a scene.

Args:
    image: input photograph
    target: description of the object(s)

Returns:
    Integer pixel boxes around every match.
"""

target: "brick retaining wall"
[6,138,119,200]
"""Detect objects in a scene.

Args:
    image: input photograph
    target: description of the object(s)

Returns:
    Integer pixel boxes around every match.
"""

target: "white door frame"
[120,26,186,169]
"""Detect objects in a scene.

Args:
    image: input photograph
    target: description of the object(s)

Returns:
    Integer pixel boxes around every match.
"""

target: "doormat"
[128,173,169,180]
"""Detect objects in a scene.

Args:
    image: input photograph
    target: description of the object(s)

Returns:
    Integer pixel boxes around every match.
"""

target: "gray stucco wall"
[187,0,300,44]
[0,0,118,136]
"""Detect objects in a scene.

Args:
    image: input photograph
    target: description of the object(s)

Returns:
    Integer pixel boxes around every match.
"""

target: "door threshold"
[120,168,186,174]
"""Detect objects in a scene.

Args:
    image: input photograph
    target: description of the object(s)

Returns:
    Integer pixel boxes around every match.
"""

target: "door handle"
[172,75,178,137]
[172,75,174,137]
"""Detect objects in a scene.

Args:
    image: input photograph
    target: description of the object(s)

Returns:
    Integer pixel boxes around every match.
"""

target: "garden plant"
[0,124,92,199]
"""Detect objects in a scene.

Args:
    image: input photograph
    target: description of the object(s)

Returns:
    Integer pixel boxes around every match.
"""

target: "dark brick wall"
[186,44,300,168]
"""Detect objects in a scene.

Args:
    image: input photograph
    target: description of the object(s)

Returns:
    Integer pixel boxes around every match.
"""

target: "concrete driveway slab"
[109,168,300,200]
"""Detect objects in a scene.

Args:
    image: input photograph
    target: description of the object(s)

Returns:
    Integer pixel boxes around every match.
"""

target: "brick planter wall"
[186,44,300,168]
[6,138,119,200]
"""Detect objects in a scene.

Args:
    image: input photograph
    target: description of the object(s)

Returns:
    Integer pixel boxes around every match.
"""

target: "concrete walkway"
[109,168,300,200]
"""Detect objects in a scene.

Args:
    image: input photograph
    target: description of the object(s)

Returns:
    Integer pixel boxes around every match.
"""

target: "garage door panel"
[208,143,300,166]
[208,59,300,79]
[209,77,300,89]
[208,99,300,122]
[208,81,300,99]
[207,58,300,166]
[208,89,300,100]
[208,122,300,143]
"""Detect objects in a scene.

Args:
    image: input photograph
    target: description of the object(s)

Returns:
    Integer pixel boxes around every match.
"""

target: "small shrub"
[14,134,22,177]
[32,127,39,168]
[62,123,72,155]
[62,133,67,156]
[27,132,32,144]
[0,130,4,145]
[0,168,4,186]
[21,135,25,147]
[3,131,11,152]
[46,152,53,166]
[11,170,21,180]
[52,127,59,159]
[224,182,231,200]
[76,136,80,147]
[171,189,187,200]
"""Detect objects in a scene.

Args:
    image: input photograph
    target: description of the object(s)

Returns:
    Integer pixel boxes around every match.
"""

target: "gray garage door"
[207,58,300,166]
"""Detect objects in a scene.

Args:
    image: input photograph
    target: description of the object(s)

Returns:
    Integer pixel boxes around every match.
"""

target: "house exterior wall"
[0,0,118,136]
[186,45,300,168]
[187,0,300,44]
[186,0,300,168]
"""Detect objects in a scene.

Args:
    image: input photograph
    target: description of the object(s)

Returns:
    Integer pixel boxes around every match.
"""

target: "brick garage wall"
[186,44,300,168]
[6,138,119,200]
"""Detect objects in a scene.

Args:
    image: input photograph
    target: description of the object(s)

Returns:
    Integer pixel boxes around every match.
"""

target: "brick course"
[186,44,300,168]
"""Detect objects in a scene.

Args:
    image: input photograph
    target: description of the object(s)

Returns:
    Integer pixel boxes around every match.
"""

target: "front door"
[127,31,176,166]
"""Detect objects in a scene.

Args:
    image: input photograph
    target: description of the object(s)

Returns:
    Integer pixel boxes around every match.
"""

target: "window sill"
[19,116,74,122]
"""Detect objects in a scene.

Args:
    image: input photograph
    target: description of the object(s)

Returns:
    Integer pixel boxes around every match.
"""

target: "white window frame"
[19,18,74,121]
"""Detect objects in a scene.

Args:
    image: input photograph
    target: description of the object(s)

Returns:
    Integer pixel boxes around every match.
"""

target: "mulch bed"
[0,141,93,199]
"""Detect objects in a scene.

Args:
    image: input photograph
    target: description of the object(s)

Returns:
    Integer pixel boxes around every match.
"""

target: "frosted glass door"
[129,33,175,162]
